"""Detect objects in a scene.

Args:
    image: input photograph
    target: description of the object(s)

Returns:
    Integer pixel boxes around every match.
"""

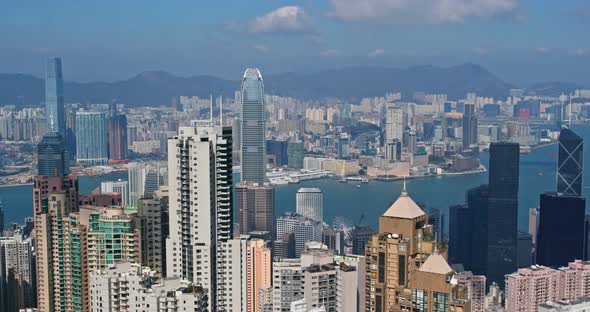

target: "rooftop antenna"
[219,95,223,126]
[401,176,408,197]
[569,93,572,128]
[49,113,55,132]
[209,94,213,124]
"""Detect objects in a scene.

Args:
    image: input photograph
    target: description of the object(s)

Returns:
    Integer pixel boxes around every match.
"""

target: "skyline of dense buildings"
[2,58,590,311]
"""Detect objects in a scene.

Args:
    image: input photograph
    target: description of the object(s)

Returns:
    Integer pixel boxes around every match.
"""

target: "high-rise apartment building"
[296,187,323,223]
[127,162,146,209]
[505,260,590,312]
[537,193,585,267]
[137,186,169,276]
[557,127,583,195]
[45,58,66,136]
[506,265,559,312]
[272,259,303,311]
[85,206,141,272]
[37,130,69,176]
[241,68,266,185]
[166,124,238,310]
[385,107,404,144]
[75,111,108,165]
[455,271,487,312]
[462,103,478,149]
[100,179,129,206]
[486,142,519,285]
[89,262,209,312]
[236,182,275,237]
[0,235,35,311]
[34,181,89,312]
[246,239,271,312]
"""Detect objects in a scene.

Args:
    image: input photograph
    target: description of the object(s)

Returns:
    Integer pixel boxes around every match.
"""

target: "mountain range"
[0,63,584,107]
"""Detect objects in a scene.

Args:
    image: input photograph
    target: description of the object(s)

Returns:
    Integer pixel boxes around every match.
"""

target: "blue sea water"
[2,125,589,233]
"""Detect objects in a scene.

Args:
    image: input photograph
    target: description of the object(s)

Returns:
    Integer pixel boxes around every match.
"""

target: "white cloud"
[471,47,488,55]
[570,48,590,56]
[253,44,270,53]
[328,0,518,23]
[248,6,312,33]
[368,48,386,58]
[320,49,343,57]
[535,47,550,54]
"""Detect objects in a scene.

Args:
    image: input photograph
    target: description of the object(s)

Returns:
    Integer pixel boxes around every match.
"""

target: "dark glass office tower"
[45,58,66,136]
[462,103,478,149]
[487,142,519,285]
[468,184,489,276]
[266,139,288,167]
[107,103,128,161]
[449,204,473,269]
[557,127,583,195]
[37,131,69,176]
[0,201,4,234]
[537,192,585,267]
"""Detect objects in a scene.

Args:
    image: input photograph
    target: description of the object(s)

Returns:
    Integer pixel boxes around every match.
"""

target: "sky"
[0,0,589,86]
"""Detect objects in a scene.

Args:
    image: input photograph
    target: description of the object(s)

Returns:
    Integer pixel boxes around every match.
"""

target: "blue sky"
[0,0,589,85]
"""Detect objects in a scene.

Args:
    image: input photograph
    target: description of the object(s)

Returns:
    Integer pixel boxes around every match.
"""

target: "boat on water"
[339,177,347,183]
[537,172,544,176]
[361,176,369,183]
[355,185,361,188]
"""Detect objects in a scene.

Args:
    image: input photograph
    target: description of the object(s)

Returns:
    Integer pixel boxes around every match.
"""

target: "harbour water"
[2,125,589,233]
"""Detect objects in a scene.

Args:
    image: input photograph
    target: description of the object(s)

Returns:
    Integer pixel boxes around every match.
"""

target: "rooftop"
[382,180,426,219]
[419,252,453,275]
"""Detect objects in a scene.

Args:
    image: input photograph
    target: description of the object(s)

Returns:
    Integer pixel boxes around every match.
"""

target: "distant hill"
[525,82,585,97]
[0,63,578,107]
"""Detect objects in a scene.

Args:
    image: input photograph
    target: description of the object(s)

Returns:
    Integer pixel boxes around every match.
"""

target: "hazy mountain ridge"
[0,64,582,107]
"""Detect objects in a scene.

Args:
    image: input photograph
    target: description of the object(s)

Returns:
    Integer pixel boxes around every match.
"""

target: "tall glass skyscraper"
[75,111,108,165]
[45,58,66,136]
[37,131,69,176]
[557,127,583,195]
[487,142,519,286]
[240,68,266,184]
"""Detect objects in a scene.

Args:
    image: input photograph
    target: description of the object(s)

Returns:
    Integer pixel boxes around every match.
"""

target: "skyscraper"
[236,182,275,237]
[364,183,470,311]
[385,107,404,144]
[33,176,88,312]
[537,192,585,267]
[107,102,128,161]
[45,58,65,136]
[449,204,473,268]
[241,68,266,185]
[296,187,323,223]
[557,127,583,195]
[37,130,69,176]
[100,179,129,206]
[246,239,271,312]
[166,124,242,310]
[0,236,35,311]
[127,162,146,209]
[137,186,169,277]
[75,111,108,165]
[486,142,519,285]
[462,103,478,149]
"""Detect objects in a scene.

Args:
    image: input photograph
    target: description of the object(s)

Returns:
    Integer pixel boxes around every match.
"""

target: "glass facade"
[240,68,266,184]
[45,58,66,136]
[557,127,583,195]
[75,111,108,165]
[37,131,69,176]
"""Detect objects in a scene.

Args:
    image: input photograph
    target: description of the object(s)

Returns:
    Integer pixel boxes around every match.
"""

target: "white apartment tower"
[166,124,237,311]
[385,107,404,143]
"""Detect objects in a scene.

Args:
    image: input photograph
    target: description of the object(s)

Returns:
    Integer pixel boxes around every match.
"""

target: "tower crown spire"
[401,176,408,197]
[49,113,55,132]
